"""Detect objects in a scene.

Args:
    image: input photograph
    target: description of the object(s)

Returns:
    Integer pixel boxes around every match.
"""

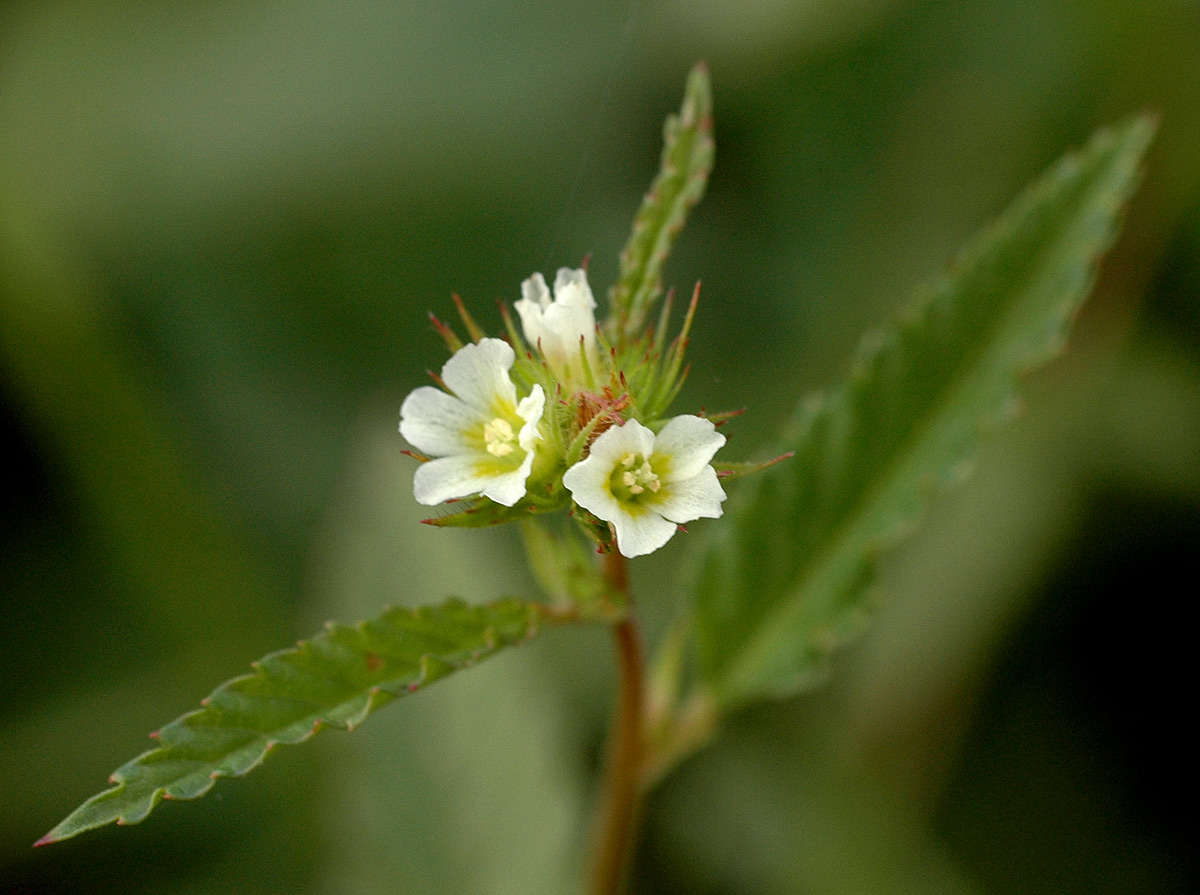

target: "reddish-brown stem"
[588,550,645,895]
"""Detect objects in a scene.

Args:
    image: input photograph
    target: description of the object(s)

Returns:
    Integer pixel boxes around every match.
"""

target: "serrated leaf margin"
[39,598,548,845]
[606,62,714,346]
[693,115,1156,708]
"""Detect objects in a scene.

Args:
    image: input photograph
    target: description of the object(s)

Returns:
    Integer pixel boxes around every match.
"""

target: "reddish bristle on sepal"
[428,312,464,353]
[653,288,676,354]
[704,408,747,427]
[498,301,526,352]
[451,293,486,342]
[714,451,795,482]
[679,282,701,342]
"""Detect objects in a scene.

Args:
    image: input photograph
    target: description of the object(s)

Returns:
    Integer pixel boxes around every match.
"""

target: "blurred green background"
[2,1,1198,892]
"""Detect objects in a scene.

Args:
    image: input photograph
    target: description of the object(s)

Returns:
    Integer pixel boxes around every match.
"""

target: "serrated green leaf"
[39,598,548,845]
[694,116,1155,709]
[606,62,714,346]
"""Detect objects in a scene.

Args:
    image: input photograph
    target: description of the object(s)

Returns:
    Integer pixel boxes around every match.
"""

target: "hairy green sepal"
[694,116,1155,709]
[40,598,547,845]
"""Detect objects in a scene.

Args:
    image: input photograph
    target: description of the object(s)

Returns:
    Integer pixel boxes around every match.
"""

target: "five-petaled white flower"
[563,416,727,557]
[400,338,545,507]
[515,267,601,390]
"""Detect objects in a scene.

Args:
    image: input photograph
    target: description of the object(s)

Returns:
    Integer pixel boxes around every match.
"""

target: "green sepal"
[570,503,617,554]
[712,451,795,483]
[693,116,1155,710]
[606,63,714,347]
[519,518,614,616]
[39,598,558,845]
[419,491,563,528]
[450,293,487,343]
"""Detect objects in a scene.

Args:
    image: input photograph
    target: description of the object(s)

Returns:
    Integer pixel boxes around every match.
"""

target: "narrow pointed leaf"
[40,598,548,845]
[607,62,714,346]
[695,117,1155,709]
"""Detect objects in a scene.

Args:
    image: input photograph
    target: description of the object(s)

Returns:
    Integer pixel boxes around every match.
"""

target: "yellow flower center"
[611,452,661,501]
[483,417,518,457]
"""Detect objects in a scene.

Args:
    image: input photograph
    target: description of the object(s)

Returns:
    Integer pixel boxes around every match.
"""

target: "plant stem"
[588,550,645,895]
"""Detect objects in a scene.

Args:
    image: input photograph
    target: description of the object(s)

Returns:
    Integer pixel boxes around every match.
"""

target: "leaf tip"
[685,61,712,112]
[1125,109,1160,141]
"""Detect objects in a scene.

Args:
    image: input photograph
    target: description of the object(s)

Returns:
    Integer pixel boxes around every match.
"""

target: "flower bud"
[514,268,602,391]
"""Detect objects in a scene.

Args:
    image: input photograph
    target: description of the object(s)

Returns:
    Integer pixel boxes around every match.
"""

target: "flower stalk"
[588,550,646,895]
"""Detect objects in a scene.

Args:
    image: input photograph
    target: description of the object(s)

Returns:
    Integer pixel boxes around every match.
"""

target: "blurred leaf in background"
[2,0,1197,892]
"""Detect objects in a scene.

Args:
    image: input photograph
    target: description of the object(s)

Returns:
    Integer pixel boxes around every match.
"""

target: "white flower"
[400,338,545,507]
[515,267,601,389]
[563,416,726,557]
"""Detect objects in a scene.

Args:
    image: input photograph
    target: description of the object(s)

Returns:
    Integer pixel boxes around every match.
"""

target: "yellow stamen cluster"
[483,417,517,457]
[618,453,661,496]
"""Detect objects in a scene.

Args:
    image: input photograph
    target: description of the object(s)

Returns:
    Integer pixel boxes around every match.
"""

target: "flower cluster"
[399,267,729,558]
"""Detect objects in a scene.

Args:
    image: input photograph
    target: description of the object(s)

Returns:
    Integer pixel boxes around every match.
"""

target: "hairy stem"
[588,550,645,895]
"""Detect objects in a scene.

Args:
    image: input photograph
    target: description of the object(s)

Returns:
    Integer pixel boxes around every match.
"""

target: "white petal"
[610,509,679,558]
[650,466,726,523]
[412,451,532,507]
[515,274,551,349]
[412,455,497,505]
[586,419,656,467]
[516,385,546,452]
[400,386,479,455]
[541,300,596,353]
[553,267,597,309]
[520,272,551,309]
[513,299,546,351]
[440,338,517,414]
[653,415,726,481]
[563,452,623,521]
[480,449,536,506]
